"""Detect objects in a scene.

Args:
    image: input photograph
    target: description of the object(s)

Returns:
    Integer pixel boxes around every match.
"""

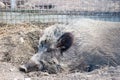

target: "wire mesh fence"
[0,0,120,24]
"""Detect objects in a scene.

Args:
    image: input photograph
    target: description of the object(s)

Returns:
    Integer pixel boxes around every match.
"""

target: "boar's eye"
[40,40,47,47]
[40,41,44,47]
[40,40,50,49]
[45,39,47,43]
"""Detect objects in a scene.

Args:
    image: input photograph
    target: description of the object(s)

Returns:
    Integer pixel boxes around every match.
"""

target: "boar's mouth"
[19,60,62,74]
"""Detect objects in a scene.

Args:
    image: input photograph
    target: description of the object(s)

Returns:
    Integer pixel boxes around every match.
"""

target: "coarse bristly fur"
[20,19,120,73]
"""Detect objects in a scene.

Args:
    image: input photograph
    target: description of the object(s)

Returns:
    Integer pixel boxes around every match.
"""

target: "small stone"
[41,72,49,76]
[24,78,31,80]
[20,37,25,43]
[10,68,14,71]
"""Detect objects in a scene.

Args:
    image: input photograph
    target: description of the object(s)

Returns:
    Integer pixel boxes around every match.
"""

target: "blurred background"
[0,0,120,24]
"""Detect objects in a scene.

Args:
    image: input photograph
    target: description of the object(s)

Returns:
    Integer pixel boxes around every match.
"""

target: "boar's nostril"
[19,65,28,73]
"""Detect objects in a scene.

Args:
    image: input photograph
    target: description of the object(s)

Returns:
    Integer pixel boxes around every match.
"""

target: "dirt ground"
[0,23,50,80]
[0,22,120,80]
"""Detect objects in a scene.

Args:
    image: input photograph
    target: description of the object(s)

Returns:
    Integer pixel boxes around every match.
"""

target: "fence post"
[11,0,16,9]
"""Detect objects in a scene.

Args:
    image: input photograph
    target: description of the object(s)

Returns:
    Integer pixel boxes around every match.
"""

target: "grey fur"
[19,19,120,73]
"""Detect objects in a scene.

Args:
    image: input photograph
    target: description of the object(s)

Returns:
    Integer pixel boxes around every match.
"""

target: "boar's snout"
[19,65,28,73]
[19,61,43,73]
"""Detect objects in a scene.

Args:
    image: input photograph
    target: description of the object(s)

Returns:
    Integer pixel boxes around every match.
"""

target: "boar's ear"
[56,32,74,55]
